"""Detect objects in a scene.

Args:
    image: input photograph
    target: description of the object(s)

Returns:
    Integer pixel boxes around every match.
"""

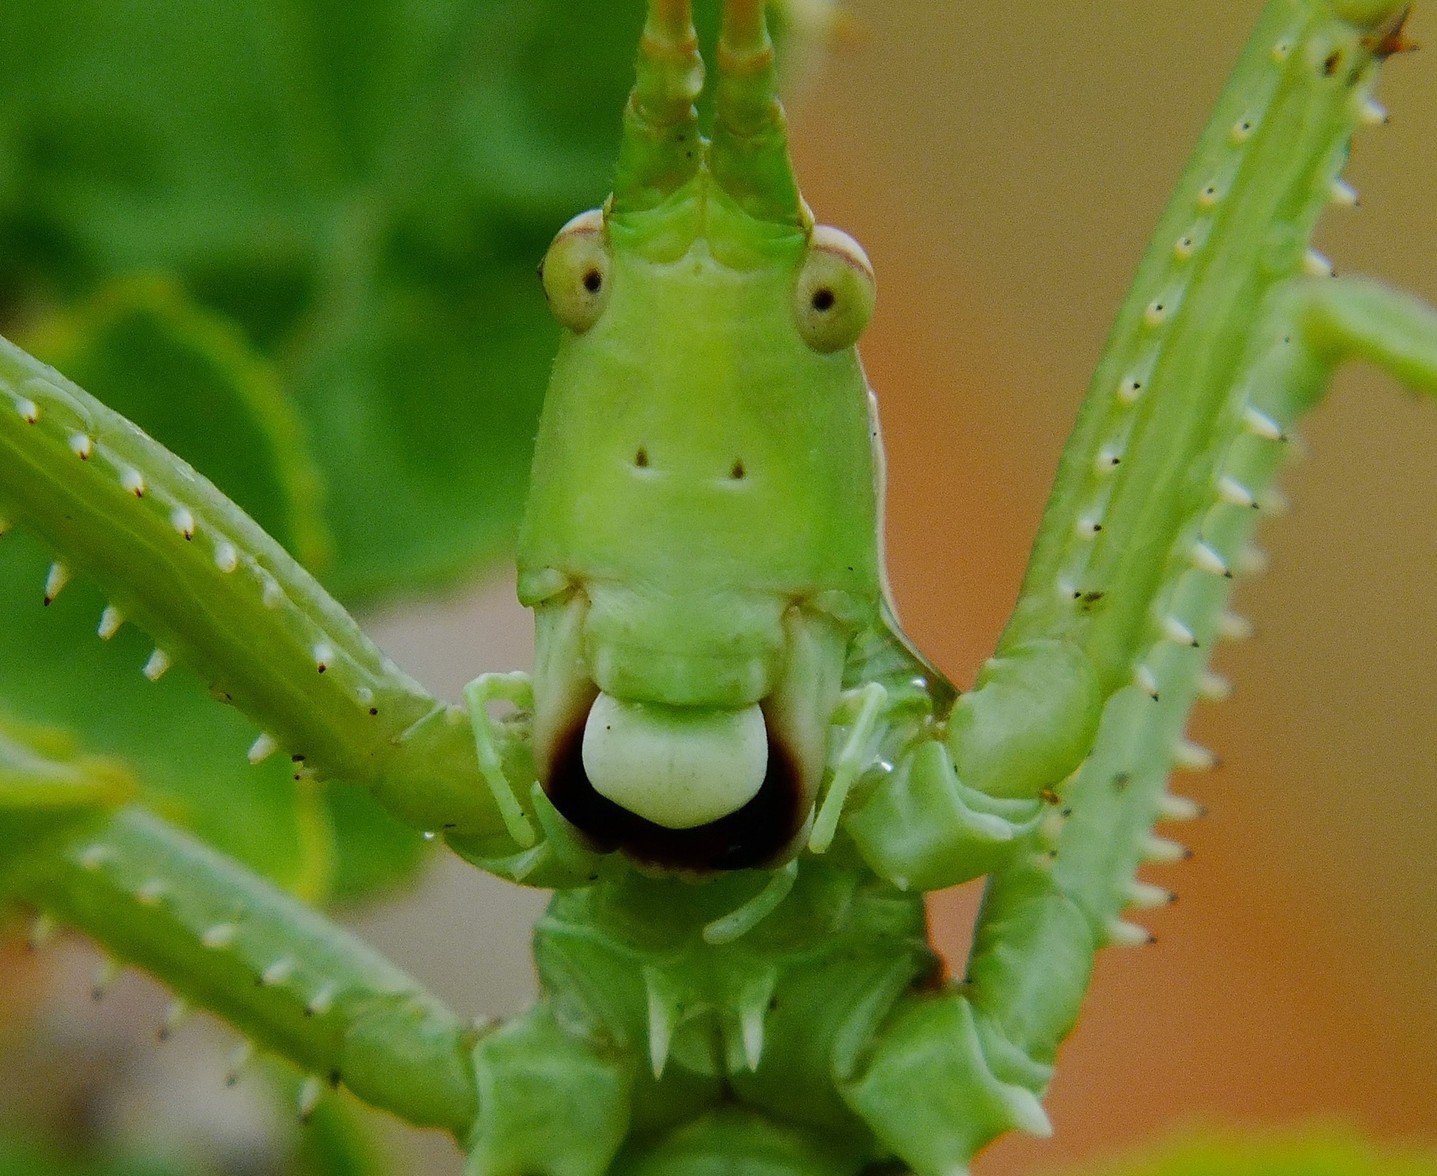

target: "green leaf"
[0,0,656,598]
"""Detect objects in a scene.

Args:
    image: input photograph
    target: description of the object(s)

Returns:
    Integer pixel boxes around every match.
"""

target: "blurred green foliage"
[0,2,783,1168]
[0,0,680,905]
[0,0,669,598]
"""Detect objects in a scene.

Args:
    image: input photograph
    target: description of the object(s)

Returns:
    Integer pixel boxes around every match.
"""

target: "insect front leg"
[456,666,606,889]
[839,858,1089,1176]
[464,1003,635,1176]
[837,636,1102,892]
[464,671,540,850]
[840,5,1437,1169]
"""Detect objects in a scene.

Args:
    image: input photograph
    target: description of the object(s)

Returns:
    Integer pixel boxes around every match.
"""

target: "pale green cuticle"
[1,2,1435,1174]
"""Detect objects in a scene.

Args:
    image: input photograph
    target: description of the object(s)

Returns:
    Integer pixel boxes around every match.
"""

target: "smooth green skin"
[1,2,1436,1175]
[521,197,878,700]
[516,183,899,854]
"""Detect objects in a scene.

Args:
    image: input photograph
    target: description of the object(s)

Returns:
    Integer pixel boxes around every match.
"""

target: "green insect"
[1,1,1436,1174]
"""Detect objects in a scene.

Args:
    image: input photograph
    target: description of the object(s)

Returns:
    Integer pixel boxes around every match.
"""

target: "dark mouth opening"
[544,702,803,872]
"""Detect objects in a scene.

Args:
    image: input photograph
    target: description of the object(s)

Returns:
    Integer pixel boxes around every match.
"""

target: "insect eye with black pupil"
[793,225,876,353]
[540,208,613,333]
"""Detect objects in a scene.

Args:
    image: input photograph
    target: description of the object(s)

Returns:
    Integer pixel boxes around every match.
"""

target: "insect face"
[514,0,892,875]
[521,209,882,871]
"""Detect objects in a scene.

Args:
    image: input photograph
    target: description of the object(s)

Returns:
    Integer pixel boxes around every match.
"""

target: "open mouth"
[542,693,804,872]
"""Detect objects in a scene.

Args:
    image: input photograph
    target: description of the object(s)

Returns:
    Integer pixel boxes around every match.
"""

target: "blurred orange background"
[787,2,1437,1170]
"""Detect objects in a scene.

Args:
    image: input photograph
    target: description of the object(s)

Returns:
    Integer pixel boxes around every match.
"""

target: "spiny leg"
[0,334,520,841]
[841,268,1437,1176]
[840,3,1437,1172]
[838,0,1432,892]
[1,805,480,1137]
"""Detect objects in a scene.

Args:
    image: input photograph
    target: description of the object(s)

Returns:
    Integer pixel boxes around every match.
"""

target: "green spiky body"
[0,2,1435,1175]
[527,862,933,1160]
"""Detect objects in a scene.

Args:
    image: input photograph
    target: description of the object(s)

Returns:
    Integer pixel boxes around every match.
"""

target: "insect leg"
[840,270,1437,1172]
[0,332,513,839]
[463,671,538,848]
[1,805,481,1138]
[838,858,1087,1176]
[808,681,885,854]
[842,735,1047,895]
[836,637,1098,893]
[465,1003,634,1176]
[1276,274,1437,402]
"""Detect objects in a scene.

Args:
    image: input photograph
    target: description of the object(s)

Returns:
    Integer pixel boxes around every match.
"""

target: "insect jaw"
[543,692,805,874]
[525,593,851,874]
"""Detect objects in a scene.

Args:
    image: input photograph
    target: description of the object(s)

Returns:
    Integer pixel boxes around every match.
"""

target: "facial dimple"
[634,447,649,468]
[730,459,746,481]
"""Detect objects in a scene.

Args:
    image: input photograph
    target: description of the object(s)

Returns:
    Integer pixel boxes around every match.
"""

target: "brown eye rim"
[809,225,875,285]
[541,208,613,332]
[793,225,876,352]
[541,209,608,287]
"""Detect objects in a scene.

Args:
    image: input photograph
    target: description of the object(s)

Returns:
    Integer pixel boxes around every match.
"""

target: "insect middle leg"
[838,859,1091,1176]
[465,1002,637,1176]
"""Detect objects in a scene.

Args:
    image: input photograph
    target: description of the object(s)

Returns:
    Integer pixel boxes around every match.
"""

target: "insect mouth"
[543,694,804,872]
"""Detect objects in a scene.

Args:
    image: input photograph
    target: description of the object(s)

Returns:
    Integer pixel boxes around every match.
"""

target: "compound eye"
[793,225,875,353]
[540,209,612,333]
